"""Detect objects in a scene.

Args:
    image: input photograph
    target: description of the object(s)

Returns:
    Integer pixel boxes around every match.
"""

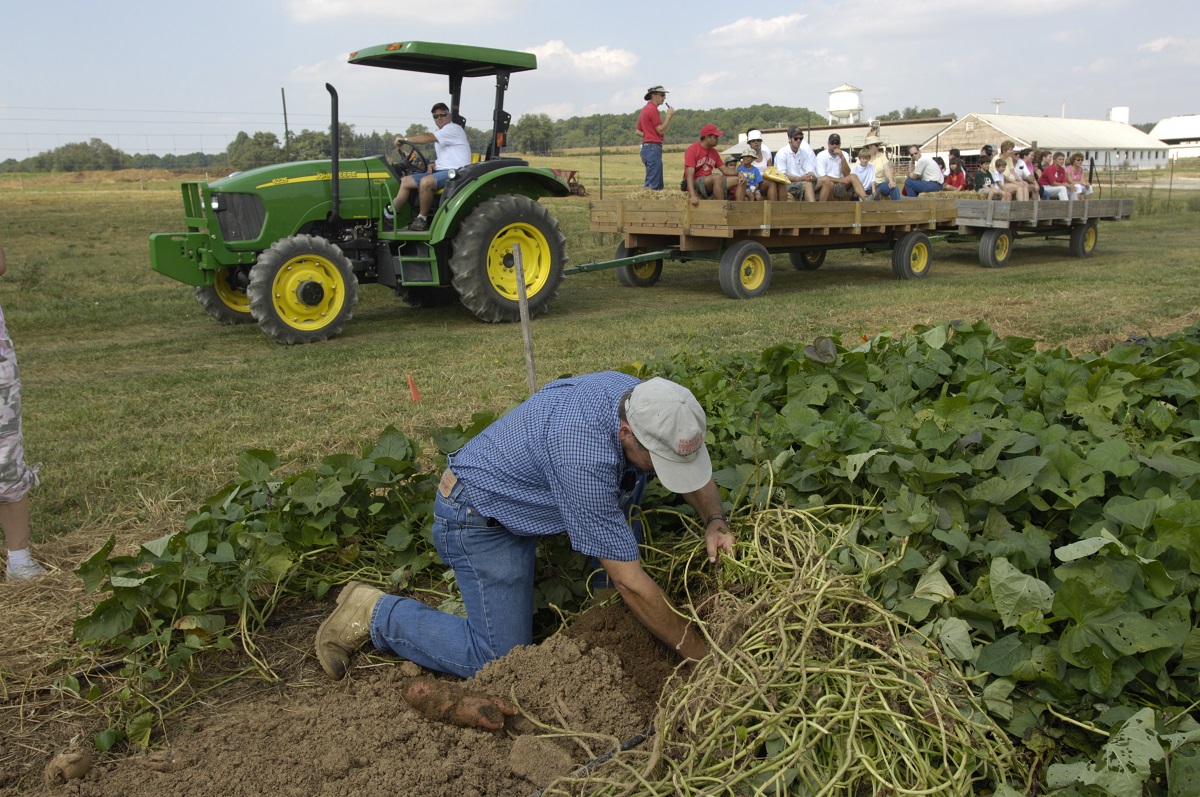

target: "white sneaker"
[6,559,47,581]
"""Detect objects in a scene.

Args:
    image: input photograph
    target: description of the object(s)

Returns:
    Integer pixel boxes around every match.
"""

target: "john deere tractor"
[150,41,569,344]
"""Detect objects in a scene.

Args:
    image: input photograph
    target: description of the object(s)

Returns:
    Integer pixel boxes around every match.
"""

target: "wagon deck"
[575,196,1133,297]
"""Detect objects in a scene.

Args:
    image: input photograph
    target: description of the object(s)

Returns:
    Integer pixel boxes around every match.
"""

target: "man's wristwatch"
[704,513,729,527]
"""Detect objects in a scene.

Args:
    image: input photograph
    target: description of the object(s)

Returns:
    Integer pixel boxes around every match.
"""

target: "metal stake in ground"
[512,243,537,395]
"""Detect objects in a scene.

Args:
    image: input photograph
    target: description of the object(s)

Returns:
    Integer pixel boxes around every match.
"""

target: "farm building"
[1148,115,1200,159]
[921,113,1170,172]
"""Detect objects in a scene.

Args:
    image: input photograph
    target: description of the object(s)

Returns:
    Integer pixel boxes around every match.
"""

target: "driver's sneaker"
[6,559,47,581]
[408,215,429,232]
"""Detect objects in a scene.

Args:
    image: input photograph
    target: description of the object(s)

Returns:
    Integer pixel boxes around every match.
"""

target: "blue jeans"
[874,182,902,200]
[641,143,664,190]
[369,479,537,678]
[903,178,943,197]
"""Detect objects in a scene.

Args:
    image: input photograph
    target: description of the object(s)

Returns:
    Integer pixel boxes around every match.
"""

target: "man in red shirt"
[636,86,675,190]
[1038,152,1076,200]
[683,124,744,206]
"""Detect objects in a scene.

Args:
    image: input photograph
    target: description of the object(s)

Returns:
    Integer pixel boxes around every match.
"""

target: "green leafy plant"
[636,320,1200,793]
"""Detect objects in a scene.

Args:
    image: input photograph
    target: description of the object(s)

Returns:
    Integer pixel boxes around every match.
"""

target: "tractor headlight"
[210,194,227,212]
[447,169,458,180]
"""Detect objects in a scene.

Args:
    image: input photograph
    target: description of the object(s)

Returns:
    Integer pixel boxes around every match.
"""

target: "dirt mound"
[5,602,673,797]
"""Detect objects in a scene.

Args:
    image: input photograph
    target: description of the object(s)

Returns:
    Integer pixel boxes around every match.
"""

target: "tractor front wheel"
[247,235,358,344]
[450,196,567,322]
[195,266,254,325]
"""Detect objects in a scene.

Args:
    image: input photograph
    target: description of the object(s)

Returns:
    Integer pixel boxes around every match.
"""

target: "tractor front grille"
[214,193,267,243]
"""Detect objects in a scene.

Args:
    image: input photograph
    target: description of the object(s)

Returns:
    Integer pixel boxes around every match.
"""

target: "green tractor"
[150,41,569,344]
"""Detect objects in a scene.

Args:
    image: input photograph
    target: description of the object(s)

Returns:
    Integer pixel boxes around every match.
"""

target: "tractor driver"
[393,102,473,231]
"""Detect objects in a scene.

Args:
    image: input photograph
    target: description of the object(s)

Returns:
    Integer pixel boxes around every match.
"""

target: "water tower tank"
[1108,106,1131,125]
[828,84,863,124]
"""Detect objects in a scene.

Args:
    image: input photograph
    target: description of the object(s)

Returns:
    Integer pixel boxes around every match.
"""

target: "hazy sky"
[2,0,1196,159]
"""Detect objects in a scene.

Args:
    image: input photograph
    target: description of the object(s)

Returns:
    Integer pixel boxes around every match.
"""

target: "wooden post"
[512,243,537,396]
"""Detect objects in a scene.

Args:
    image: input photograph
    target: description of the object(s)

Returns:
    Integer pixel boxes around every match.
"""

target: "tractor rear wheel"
[247,235,358,344]
[450,195,566,322]
[195,266,254,324]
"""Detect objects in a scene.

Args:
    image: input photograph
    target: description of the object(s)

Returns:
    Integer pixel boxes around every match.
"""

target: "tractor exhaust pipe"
[326,83,340,224]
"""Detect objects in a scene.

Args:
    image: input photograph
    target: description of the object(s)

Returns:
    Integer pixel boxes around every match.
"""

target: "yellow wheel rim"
[1084,227,1097,252]
[270,253,346,331]
[740,253,767,290]
[994,235,1010,262]
[213,268,251,314]
[486,222,551,301]
[909,242,930,275]
[632,261,659,280]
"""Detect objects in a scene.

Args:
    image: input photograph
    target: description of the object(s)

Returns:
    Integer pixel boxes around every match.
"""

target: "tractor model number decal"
[255,171,371,189]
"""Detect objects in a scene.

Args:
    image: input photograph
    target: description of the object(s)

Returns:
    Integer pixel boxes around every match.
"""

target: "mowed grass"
[0,161,1197,546]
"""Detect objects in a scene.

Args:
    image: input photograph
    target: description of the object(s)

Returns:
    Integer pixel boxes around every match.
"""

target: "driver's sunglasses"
[432,112,449,119]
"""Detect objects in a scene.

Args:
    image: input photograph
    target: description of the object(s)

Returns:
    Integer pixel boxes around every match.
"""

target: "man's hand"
[705,521,734,562]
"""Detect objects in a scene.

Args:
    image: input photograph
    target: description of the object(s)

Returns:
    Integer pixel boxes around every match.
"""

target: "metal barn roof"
[1149,115,1200,142]
[941,113,1169,151]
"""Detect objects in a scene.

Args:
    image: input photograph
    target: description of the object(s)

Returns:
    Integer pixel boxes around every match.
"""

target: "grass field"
[0,159,1197,549]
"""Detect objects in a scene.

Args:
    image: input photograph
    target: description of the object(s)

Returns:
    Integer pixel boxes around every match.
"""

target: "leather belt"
[438,468,458,498]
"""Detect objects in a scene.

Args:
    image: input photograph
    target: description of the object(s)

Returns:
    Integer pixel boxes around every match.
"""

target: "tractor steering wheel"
[394,141,430,177]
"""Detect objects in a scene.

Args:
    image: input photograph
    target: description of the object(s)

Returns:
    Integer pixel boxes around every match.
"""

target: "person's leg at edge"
[370,489,537,678]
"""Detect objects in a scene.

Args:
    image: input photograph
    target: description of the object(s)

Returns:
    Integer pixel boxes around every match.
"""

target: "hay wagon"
[951,197,1133,267]
[571,196,1133,298]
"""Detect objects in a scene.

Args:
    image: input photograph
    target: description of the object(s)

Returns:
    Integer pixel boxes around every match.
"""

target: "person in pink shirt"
[683,124,744,205]
[636,86,675,190]
[1065,153,1093,199]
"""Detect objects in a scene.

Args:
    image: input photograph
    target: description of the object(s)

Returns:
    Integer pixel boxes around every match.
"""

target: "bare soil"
[3,595,674,797]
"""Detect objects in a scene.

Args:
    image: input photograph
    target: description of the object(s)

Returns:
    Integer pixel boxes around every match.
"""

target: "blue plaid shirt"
[448,372,648,561]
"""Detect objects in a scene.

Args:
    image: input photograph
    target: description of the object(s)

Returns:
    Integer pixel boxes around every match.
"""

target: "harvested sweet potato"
[401,677,518,731]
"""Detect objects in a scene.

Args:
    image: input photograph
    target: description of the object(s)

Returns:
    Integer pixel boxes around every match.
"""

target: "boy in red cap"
[683,124,745,205]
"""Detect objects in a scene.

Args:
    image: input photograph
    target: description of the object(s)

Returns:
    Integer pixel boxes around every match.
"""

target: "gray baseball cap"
[626,378,712,493]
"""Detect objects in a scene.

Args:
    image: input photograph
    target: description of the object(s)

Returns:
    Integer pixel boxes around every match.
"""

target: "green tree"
[289,129,330,160]
[876,107,950,121]
[511,113,555,155]
[227,132,284,171]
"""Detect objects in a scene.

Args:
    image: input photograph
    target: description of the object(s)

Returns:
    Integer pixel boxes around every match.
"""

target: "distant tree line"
[2,104,963,172]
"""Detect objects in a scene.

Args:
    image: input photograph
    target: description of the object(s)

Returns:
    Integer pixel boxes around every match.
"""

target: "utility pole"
[281,88,291,160]
[992,97,1004,114]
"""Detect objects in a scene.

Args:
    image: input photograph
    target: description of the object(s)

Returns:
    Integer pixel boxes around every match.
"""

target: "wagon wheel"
[1068,220,1098,258]
[977,229,1013,268]
[891,231,933,279]
[789,250,826,271]
[614,242,663,288]
[718,240,772,299]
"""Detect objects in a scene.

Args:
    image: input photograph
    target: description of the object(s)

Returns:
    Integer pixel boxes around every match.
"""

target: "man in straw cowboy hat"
[636,86,675,190]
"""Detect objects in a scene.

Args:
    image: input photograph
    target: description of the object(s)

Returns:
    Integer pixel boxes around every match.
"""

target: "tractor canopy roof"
[348,41,537,77]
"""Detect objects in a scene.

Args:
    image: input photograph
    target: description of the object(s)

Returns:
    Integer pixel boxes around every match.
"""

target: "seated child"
[974,159,1004,199]
[737,150,764,201]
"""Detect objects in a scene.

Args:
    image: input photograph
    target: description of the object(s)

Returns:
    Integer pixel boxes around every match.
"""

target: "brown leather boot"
[315,581,384,680]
